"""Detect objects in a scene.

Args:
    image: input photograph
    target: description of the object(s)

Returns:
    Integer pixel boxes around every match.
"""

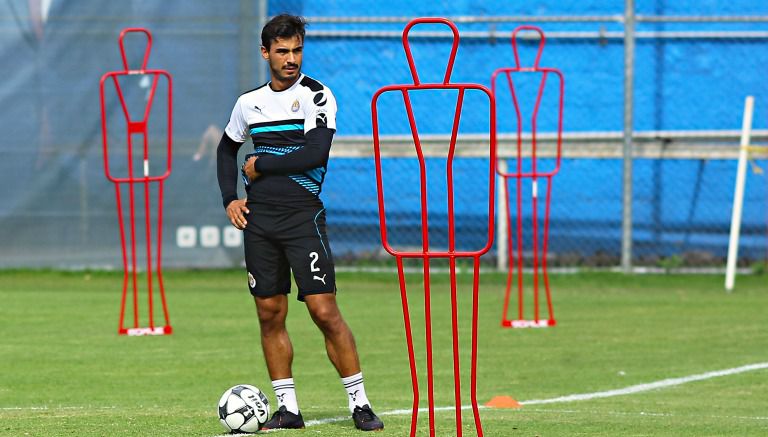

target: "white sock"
[272,377,300,415]
[341,372,371,413]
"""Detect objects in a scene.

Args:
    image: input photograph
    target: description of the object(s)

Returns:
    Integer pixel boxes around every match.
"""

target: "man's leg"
[244,208,305,429]
[305,294,384,431]
[304,293,360,375]
[254,294,305,429]
[254,294,292,379]
[284,208,383,430]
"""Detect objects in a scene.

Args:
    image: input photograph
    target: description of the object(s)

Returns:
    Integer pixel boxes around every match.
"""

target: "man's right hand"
[226,199,250,230]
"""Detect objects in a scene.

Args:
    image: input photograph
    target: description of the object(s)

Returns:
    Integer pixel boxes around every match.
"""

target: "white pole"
[497,159,508,272]
[725,96,754,292]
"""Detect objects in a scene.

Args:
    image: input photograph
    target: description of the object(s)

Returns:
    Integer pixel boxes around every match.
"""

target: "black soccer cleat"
[352,404,384,431]
[261,405,305,430]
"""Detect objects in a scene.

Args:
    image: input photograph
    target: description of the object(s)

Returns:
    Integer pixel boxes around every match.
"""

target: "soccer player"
[215,14,384,432]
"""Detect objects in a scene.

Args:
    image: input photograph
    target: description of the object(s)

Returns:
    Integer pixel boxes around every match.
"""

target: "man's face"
[261,35,303,88]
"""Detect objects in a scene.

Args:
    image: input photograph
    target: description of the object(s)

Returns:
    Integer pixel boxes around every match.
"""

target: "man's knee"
[306,296,344,332]
[312,306,342,329]
[254,296,288,330]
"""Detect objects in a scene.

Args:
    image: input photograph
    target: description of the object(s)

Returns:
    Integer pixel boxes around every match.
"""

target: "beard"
[272,63,301,82]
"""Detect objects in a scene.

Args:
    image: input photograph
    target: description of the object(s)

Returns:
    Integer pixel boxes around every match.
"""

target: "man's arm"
[216,132,251,230]
[216,132,245,208]
[252,127,334,174]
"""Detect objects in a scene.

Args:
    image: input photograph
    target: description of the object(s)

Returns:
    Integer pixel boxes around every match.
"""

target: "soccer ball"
[218,384,270,433]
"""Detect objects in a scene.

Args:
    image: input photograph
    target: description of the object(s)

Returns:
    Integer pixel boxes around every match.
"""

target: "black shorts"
[243,203,336,301]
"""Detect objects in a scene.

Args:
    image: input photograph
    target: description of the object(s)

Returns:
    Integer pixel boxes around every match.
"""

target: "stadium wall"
[0,0,766,269]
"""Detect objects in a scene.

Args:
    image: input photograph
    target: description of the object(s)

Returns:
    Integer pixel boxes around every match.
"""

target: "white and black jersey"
[224,74,338,207]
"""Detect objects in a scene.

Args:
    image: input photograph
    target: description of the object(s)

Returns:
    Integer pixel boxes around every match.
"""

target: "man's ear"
[260,45,269,60]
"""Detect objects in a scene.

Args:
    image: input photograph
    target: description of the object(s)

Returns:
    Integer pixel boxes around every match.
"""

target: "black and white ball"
[218,384,270,433]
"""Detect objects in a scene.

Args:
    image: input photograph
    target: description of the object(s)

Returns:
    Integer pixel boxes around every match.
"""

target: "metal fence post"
[621,0,636,272]
[239,0,253,92]
[255,0,269,86]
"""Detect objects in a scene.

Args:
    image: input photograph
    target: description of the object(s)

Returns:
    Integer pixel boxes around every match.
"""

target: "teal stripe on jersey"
[254,145,302,156]
[313,208,329,258]
[289,174,320,195]
[250,123,303,134]
[306,167,326,182]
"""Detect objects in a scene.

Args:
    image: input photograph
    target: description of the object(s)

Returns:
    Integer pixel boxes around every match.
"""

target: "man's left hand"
[243,155,261,182]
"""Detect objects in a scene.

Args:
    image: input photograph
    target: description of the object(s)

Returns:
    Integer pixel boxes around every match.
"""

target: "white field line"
[0,405,117,411]
[304,361,768,427]
[5,362,767,429]
[304,405,476,427]
[520,362,768,406]
[521,407,768,421]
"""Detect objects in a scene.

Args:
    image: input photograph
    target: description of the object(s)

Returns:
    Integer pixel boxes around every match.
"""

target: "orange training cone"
[485,396,522,409]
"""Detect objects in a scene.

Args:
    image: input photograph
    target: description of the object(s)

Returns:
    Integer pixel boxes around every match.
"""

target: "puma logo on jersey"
[316,112,327,128]
[313,274,326,285]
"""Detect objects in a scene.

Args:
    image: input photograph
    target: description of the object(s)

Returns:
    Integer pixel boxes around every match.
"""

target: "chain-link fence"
[316,8,768,270]
[0,1,766,270]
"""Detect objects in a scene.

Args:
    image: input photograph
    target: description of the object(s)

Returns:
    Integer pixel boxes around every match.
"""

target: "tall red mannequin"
[371,18,496,437]
[99,28,172,336]
[492,26,564,329]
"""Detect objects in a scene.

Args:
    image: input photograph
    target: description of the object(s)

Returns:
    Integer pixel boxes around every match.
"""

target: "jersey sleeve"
[224,97,249,143]
[303,86,337,133]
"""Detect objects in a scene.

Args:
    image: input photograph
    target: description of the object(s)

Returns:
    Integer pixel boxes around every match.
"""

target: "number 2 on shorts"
[309,251,320,272]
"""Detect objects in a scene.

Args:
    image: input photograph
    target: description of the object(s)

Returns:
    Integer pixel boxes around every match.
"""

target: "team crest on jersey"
[291,99,300,112]
[247,272,256,288]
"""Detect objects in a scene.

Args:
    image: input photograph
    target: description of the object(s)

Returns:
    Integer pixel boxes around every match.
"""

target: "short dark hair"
[261,14,307,49]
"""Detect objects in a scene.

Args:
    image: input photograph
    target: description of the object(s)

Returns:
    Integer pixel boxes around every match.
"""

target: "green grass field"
[1,269,766,436]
